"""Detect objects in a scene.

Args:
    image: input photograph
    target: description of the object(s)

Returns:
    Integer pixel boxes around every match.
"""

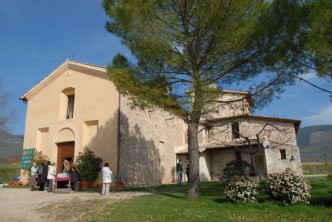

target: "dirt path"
[0,187,149,222]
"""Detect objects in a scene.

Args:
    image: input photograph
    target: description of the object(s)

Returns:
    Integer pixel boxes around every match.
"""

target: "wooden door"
[57,142,75,174]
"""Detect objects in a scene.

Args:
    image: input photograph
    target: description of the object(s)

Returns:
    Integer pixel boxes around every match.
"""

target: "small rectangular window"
[232,122,240,139]
[280,149,286,160]
[66,95,75,119]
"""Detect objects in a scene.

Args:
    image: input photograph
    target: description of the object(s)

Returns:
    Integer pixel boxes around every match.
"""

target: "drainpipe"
[117,93,121,176]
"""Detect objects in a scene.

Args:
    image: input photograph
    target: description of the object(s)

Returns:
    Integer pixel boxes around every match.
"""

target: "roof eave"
[20,60,107,101]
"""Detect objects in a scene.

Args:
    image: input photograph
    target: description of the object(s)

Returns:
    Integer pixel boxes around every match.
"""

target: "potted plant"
[114,174,124,189]
[75,148,102,188]
[96,180,103,189]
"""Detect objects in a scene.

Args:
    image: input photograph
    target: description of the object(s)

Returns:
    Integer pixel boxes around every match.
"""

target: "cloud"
[302,105,332,126]
[300,71,316,81]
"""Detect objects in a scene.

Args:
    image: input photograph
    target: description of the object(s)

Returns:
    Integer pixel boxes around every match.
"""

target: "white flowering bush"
[224,176,259,203]
[266,168,311,205]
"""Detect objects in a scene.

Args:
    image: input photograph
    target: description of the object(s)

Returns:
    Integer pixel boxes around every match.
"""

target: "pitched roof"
[20,60,107,101]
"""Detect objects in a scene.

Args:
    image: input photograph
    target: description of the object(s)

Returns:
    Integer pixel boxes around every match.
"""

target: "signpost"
[21,148,36,169]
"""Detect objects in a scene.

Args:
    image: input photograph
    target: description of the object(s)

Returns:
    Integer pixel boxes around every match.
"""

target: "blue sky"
[1,1,331,135]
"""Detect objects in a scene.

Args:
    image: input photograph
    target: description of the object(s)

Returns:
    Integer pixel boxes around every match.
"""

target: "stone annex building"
[20,60,303,186]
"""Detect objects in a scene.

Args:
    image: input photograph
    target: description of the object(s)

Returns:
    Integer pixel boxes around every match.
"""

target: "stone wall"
[205,148,266,180]
[118,95,187,186]
[206,118,298,147]
[264,145,303,175]
[198,116,302,177]
[202,91,251,120]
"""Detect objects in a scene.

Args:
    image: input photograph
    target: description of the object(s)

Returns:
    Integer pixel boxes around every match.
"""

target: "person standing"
[29,162,37,191]
[185,158,190,182]
[176,159,183,185]
[69,166,81,191]
[101,163,112,196]
[47,162,56,193]
[63,159,71,174]
[37,162,46,191]
[44,161,51,189]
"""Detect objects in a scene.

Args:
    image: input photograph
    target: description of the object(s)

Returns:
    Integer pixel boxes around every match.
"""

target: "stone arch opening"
[55,128,75,174]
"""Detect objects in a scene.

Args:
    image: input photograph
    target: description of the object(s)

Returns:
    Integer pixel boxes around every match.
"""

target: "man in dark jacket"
[38,163,47,191]
[176,159,183,185]
[69,167,81,191]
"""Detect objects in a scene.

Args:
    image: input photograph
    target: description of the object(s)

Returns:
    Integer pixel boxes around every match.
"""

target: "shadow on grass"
[157,192,186,199]
[213,197,227,204]
[309,197,332,207]
[213,196,332,207]
[200,181,225,196]
[308,178,332,207]
[226,195,331,207]
[82,180,332,208]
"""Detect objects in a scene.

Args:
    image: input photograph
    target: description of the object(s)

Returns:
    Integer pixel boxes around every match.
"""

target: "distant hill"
[0,133,23,163]
[297,125,332,162]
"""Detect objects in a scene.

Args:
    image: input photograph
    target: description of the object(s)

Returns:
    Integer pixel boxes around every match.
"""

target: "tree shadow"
[157,192,186,199]
[118,111,165,186]
[88,107,166,187]
[308,178,332,207]
[87,111,119,180]
[309,197,332,207]
[213,198,228,204]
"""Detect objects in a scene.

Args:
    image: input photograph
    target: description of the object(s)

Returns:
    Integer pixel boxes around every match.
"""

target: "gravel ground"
[0,187,150,222]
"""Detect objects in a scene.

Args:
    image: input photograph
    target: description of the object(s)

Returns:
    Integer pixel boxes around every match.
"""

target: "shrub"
[223,160,252,180]
[224,176,259,203]
[75,148,102,182]
[266,168,311,205]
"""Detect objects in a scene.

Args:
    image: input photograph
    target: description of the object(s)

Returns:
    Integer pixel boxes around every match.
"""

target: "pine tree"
[103,0,307,199]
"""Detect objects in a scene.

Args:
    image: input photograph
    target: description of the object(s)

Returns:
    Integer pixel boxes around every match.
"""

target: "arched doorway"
[54,127,76,174]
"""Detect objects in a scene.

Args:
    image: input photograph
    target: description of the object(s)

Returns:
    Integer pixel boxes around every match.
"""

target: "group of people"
[29,160,113,196]
[29,160,81,193]
[176,158,190,185]
[30,158,188,194]
[29,161,55,192]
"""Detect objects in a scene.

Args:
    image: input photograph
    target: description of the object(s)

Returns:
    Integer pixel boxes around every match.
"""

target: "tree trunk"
[187,121,200,199]
[250,153,256,173]
[249,144,256,173]
[186,71,204,199]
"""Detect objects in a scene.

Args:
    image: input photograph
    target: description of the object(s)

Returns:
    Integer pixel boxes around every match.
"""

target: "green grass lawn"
[302,163,332,175]
[43,178,332,222]
[0,162,21,182]
[2,162,331,221]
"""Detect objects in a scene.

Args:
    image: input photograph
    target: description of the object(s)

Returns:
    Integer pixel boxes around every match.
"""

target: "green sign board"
[21,148,36,169]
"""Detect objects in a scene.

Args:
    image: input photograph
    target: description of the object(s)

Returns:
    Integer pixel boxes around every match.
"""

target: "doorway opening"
[57,141,75,174]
